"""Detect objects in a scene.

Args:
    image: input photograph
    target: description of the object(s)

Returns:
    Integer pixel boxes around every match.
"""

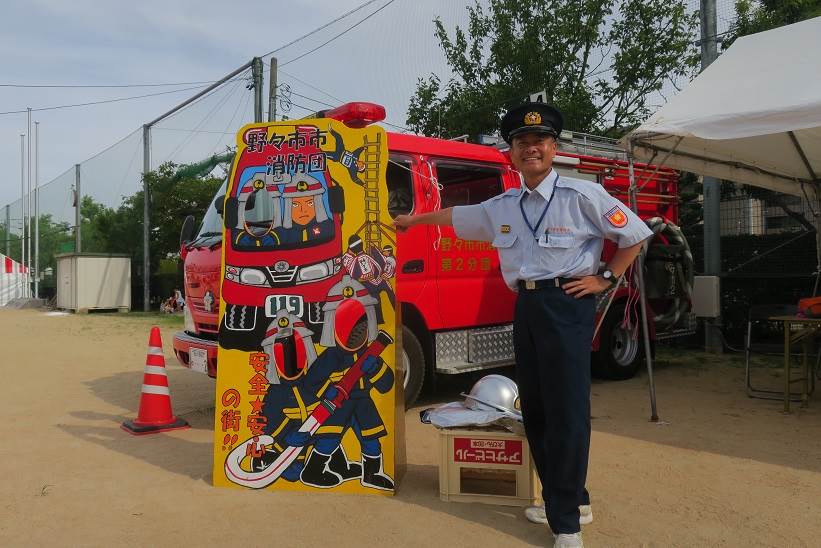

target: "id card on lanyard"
[519,178,557,240]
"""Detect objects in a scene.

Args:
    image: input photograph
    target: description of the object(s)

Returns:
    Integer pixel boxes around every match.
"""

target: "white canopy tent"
[620,17,821,420]
[626,16,821,197]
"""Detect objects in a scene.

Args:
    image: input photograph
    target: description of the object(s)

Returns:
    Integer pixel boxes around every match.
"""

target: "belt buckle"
[525,280,535,290]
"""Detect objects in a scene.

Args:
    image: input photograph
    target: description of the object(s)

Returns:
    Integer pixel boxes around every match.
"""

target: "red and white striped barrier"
[0,254,30,306]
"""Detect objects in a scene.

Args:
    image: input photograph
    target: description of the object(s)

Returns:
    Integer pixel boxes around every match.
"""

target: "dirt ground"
[1,309,820,547]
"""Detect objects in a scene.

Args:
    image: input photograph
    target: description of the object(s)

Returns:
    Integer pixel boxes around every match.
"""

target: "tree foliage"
[406,0,698,139]
[725,0,821,47]
[72,162,222,268]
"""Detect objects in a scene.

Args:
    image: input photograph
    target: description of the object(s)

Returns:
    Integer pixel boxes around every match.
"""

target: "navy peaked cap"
[500,102,564,144]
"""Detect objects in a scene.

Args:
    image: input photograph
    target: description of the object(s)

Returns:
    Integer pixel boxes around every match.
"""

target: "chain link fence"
[684,189,819,346]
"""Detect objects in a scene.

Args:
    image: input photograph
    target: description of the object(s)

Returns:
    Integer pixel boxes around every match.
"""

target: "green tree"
[726,0,821,47]
[406,0,698,139]
[80,161,224,305]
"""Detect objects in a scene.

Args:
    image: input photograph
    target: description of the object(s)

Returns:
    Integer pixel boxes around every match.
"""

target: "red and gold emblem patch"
[604,206,628,228]
[524,112,542,125]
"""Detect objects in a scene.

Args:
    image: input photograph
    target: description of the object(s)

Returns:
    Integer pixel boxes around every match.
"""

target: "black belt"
[517,277,577,290]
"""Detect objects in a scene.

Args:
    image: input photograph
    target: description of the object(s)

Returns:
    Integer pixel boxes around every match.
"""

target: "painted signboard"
[213,117,400,494]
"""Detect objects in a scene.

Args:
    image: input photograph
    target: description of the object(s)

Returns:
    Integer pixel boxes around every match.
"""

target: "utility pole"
[34,121,40,299]
[252,57,264,123]
[4,204,10,256]
[27,108,32,291]
[142,125,150,311]
[20,135,25,270]
[75,164,82,254]
[700,0,722,353]
[268,57,278,122]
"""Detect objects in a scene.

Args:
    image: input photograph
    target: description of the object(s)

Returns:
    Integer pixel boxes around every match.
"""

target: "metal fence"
[684,190,819,346]
[0,0,741,311]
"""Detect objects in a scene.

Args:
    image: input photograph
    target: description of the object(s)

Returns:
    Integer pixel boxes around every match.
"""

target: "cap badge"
[524,112,542,126]
[342,286,355,298]
[296,181,308,192]
[253,179,265,190]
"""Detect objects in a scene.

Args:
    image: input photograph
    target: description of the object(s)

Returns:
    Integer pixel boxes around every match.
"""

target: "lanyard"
[519,184,556,239]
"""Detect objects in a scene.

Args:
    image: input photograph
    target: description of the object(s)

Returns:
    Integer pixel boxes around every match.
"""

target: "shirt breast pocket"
[539,234,574,249]
[492,233,519,266]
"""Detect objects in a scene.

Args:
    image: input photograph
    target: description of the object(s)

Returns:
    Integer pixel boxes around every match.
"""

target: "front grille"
[196,322,219,334]
[190,296,221,313]
[266,265,298,285]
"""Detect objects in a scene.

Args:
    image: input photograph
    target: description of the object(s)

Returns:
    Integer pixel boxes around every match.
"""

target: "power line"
[280,0,398,67]
[261,0,382,58]
[0,80,217,89]
[279,69,346,104]
[0,84,211,116]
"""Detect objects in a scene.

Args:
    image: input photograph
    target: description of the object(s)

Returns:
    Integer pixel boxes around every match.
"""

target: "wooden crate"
[438,427,541,507]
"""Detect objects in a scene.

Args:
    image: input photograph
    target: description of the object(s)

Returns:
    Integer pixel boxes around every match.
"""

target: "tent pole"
[786,131,821,296]
[627,137,659,422]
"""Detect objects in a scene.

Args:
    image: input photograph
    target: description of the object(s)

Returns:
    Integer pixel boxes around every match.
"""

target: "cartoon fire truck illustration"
[219,124,346,351]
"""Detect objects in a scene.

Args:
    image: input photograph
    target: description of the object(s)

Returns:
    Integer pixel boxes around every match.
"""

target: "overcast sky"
[1,0,727,226]
[0,0,471,221]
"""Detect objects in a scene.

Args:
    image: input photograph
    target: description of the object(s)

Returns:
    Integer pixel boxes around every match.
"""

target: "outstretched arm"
[393,208,454,232]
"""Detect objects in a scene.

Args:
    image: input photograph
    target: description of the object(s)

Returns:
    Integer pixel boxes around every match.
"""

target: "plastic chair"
[744,303,817,400]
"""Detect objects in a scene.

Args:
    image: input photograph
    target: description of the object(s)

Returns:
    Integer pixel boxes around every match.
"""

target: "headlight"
[239,268,268,286]
[297,259,332,283]
[184,304,196,332]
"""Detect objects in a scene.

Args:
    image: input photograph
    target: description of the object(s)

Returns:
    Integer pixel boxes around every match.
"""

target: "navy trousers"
[513,285,594,535]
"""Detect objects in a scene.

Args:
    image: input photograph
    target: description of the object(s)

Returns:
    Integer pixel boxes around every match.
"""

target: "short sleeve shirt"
[451,169,653,291]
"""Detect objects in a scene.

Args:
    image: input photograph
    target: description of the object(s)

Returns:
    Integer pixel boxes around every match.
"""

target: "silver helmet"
[461,374,522,417]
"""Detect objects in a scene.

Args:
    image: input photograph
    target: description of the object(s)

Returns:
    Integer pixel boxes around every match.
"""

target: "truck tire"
[402,326,425,409]
[592,303,645,380]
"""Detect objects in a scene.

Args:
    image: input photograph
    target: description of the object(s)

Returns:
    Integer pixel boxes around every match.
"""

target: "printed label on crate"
[453,437,523,465]
[213,118,397,495]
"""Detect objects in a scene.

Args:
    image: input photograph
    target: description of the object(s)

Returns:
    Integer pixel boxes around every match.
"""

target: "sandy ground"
[1,309,820,547]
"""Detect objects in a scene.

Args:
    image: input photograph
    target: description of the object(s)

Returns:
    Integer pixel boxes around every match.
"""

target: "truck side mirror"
[328,186,345,214]
[224,197,239,229]
[214,195,225,216]
[180,215,196,247]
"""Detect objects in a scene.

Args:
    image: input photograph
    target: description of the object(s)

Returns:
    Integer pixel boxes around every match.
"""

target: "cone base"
[121,416,190,436]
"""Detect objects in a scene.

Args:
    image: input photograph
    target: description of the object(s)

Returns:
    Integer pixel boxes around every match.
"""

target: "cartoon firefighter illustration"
[249,310,321,481]
[299,277,395,490]
[342,235,396,317]
[234,173,284,248]
[276,172,334,245]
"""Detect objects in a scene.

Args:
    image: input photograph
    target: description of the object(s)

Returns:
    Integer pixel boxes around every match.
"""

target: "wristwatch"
[600,269,618,286]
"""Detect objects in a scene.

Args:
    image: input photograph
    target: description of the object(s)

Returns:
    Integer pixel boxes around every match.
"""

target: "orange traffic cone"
[122,326,190,435]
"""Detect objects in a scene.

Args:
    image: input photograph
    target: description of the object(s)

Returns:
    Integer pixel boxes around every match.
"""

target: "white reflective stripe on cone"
[147,347,164,356]
[141,384,170,395]
[143,365,168,376]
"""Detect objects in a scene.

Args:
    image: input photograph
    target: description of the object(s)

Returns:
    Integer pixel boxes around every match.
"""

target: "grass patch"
[108,311,185,328]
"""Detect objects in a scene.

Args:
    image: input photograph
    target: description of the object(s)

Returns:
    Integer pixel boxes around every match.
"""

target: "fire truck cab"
[173,102,692,407]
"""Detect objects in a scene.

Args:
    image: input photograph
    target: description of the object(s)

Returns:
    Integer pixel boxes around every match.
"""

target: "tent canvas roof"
[626,16,821,197]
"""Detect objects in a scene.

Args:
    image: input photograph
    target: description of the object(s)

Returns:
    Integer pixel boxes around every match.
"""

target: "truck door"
[388,154,429,305]
[430,160,514,328]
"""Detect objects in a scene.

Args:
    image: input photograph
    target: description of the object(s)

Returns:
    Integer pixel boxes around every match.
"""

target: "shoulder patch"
[604,205,628,228]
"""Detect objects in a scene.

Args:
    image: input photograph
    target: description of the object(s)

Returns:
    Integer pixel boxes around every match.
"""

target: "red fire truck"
[173,102,693,406]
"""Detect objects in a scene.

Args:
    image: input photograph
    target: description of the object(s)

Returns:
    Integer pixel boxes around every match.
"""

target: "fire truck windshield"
[196,180,228,240]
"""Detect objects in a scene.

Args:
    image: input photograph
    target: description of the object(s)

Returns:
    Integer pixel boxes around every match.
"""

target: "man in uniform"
[393,102,652,548]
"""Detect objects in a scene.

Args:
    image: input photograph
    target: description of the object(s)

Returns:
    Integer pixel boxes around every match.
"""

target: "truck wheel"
[592,304,644,380]
[402,326,425,409]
